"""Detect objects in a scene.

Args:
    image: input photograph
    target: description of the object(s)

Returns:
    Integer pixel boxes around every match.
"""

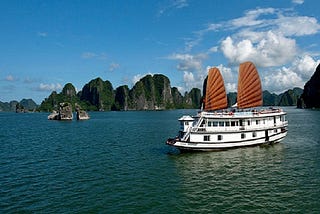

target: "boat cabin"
[178,115,195,132]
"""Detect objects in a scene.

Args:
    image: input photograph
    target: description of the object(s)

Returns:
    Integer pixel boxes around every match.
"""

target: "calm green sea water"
[0,107,320,213]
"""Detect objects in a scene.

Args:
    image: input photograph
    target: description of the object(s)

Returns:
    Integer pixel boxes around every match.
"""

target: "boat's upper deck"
[198,108,286,119]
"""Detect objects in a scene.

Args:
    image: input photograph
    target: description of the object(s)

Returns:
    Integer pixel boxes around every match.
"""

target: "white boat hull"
[167,132,287,151]
[167,130,287,151]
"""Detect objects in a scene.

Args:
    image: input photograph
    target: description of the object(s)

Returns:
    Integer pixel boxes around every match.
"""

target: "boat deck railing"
[200,108,284,118]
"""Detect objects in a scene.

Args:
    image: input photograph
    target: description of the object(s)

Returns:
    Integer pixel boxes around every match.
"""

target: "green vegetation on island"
[38,74,202,112]
[0,99,38,112]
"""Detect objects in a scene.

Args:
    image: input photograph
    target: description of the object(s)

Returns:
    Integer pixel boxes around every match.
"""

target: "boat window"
[213,121,218,126]
[225,121,230,126]
[241,133,246,139]
[204,135,210,141]
[252,132,257,137]
[247,120,251,126]
[208,121,212,127]
[219,121,224,127]
[256,120,259,125]
[281,115,287,122]
[231,121,236,126]
[185,122,189,125]
[274,129,277,133]
[217,135,223,141]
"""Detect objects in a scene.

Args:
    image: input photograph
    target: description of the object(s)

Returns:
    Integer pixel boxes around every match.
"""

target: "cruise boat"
[166,61,288,151]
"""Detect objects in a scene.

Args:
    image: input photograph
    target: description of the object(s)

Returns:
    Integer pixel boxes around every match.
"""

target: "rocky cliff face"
[38,73,304,112]
[183,88,201,109]
[77,74,200,111]
[48,102,73,120]
[0,99,38,112]
[39,74,201,111]
[62,83,77,98]
[80,78,114,111]
[227,92,237,107]
[298,64,320,108]
[171,87,184,108]
[128,74,174,110]
[278,88,303,106]
[39,83,82,112]
[113,85,130,111]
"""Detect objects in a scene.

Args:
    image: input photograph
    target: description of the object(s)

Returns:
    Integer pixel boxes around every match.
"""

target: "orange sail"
[204,67,228,111]
[237,62,262,109]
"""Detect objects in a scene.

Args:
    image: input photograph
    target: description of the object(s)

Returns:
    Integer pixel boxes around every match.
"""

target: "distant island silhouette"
[3,62,320,112]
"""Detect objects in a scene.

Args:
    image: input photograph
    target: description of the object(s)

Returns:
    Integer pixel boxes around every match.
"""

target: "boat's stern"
[166,115,195,147]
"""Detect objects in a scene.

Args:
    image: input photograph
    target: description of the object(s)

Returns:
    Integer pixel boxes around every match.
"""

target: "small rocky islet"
[48,102,89,121]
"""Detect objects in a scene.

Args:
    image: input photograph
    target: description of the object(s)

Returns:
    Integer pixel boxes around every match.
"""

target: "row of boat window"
[206,120,258,127]
[205,117,285,127]
[203,129,280,141]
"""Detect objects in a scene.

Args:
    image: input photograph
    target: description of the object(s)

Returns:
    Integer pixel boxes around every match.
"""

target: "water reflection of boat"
[170,145,286,212]
[166,62,288,151]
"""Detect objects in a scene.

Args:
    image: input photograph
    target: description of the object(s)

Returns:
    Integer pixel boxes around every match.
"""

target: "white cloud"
[38,83,63,91]
[170,6,320,94]
[81,52,97,59]
[23,77,36,84]
[226,7,320,37]
[292,0,304,4]
[158,0,188,16]
[290,55,320,79]
[225,82,237,92]
[208,46,219,53]
[187,7,320,65]
[216,64,235,84]
[38,32,48,37]
[81,52,107,60]
[230,8,275,28]
[174,0,188,9]
[5,75,16,81]
[277,16,320,36]
[263,55,320,92]
[183,71,196,89]
[168,53,206,72]
[221,31,297,67]
[215,7,320,92]
[176,86,185,94]
[218,8,320,68]
[168,53,208,92]
[206,64,237,92]
[109,63,120,72]
[263,67,303,93]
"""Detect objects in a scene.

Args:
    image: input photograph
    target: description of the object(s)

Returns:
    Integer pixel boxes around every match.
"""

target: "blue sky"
[1,0,320,103]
